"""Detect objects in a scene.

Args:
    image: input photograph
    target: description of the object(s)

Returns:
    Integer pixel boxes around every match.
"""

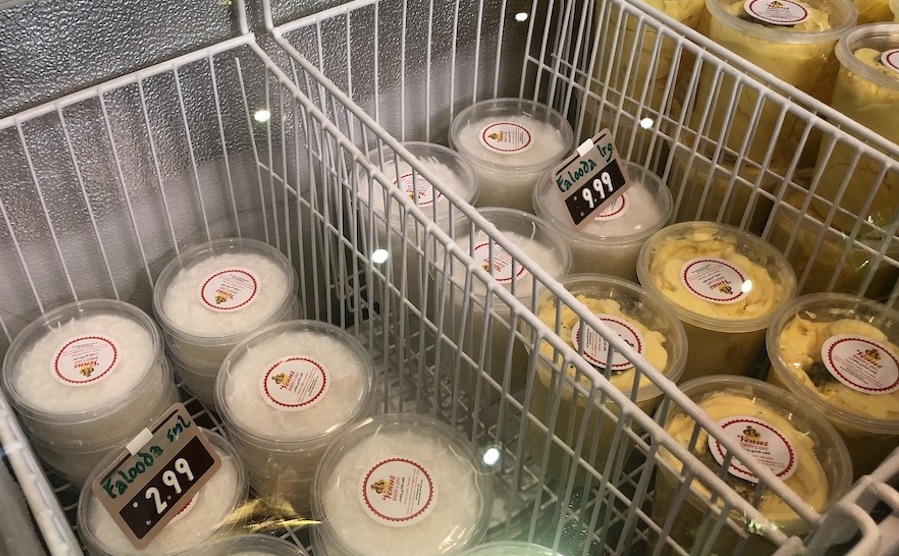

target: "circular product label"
[881,49,899,74]
[681,258,750,304]
[479,122,533,154]
[571,315,645,371]
[359,457,436,527]
[168,494,198,524]
[473,242,528,284]
[396,173,441,208]
[821,335,899,395]
[199,268,259,312]
[708,417,797,484]
[742,0,809,25]
[52,335,118,387]
[259,357,330,411]
[594,194,628,222]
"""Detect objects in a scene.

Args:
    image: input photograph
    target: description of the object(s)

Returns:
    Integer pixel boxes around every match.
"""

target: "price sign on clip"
[90,403,221,549]
[552,129,630,229]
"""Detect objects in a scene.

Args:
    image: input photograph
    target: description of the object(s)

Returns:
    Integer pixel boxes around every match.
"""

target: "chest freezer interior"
[1,0,899,554]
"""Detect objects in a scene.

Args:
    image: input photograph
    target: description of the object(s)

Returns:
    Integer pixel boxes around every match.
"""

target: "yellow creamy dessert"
[817,33,899,231]
[768,293,899,476]
[638,222,796,381]
[854,0,892,22]
[529,275,686,479]
[654,377,852,554]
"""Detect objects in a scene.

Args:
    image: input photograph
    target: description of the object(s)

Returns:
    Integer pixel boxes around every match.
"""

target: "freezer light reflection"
[639,117,654,129]
[254,109,271,123]
[515,12,528,22]
[371,249,390,264]
[482,446,501,467]
[742,279,753,294]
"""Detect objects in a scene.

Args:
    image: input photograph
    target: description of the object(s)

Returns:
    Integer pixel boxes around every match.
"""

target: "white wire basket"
[0,0,897,555]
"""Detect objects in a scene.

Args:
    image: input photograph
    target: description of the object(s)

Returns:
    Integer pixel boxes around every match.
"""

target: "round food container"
[532,161,672,281]
[460,541,559,555]
[668,146,786,234]
[153,238,299,406]
[699,0,857,159]
[438,208,571,395]
[449,98,574,213]
[636,221,797,382]
[653,376,852,554]
[768,187,899,300]
[360,142,478,308]
[31,373,178,486]
[196,534,309,555]
[78,429,248,556]
[767,292,899,476]
[529,274,687,479]
[311,413,492,556]
[2,299,174,450]
[216,320,376,514]
[815,23,899,231]
[855,0,893,23]
[894,0,899,19]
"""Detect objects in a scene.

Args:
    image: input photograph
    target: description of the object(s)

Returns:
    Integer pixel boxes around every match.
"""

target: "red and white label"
[743,0,809,25]
[594,193,628,222]
[396,173,440,208]
[708,417,797,484]
[681,258,749,304]
[359,458,436,527]
[571,315,644,371]
[479,122,533,154]
[52,335,118,386]
[473,242,528,284]
[167,494,198,524]
[199,268,259,312]
[821,335,899,395]
[881,49,899,74]
[259,357,330,411]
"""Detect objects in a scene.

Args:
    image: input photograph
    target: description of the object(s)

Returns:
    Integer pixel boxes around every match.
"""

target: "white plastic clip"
[126,428,153,456]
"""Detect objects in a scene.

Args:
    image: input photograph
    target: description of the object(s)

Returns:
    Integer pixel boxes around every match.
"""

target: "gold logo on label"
[272,372,289,387]
[743,425,761,439]
[78,363,95,378]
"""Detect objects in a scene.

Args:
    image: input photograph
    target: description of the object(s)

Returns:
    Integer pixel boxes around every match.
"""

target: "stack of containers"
[216,320,376,514]
[153,238,299,407]
[1,299,178,485]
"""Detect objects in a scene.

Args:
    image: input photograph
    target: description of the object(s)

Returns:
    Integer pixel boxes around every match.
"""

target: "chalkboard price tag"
[90,403,222,549]
[552,129,631,230]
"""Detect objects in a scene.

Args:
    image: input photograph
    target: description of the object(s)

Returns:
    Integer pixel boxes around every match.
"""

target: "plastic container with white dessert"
[1,299,178,485]
[152,237,300,407]
[767,292,899,477]
[636,221,797,382]
[216,320,376,515]
[460,541,559,555]
[529,274,687,479]
[196,533,310,555]
[310,413,492,556]
[653,376,853,554]
[532,160,672,281]
[448,98,574,213]
[77,429,249,556]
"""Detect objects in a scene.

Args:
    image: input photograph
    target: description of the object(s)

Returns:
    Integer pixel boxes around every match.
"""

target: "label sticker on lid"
[479,122,533,154]
[681,258,750,304]
[821,335,899,395]
[53,335,118,386]
[167,494,198,524]
[594,193,628,221]
[708,416,797,484]
[743,0,809,25]
[359,457,436,527]
[473,241,528,284]
[571,315,644,371]
[199,268,259,312]
[396,173,441,208]
[259,356,330,411]
[881,49,899,74]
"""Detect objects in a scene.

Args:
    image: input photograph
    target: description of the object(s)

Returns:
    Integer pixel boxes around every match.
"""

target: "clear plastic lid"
[706,0,857,43]
[216,320,376,449]
[2,298,165,425]
[79,429,249,556]
[361,141,479,221]
[448,98,574,173]
[312,413,492,556]
[460,542,560,555]
[657,376,852,532]
[196,534,310,555]
[636,221,797,332]
[442,207,572,302]
[835,23,899,92]
[153,238,298,345]
[767,292,899,433]
[533,160,672,246]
